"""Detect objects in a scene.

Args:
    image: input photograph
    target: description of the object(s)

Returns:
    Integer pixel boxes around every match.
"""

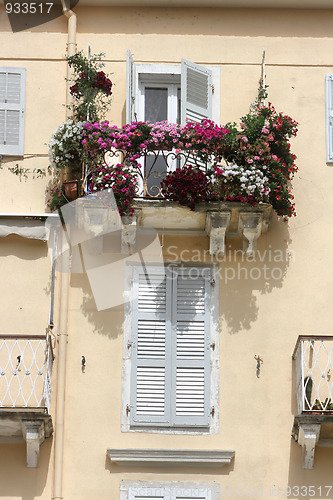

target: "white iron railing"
[0,334,53,412]
[293,336,333,414]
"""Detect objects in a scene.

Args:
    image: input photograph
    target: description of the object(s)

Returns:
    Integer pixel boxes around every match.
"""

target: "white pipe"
[49,226,57,328]
[52,223,71,500]
[52,4,76,500]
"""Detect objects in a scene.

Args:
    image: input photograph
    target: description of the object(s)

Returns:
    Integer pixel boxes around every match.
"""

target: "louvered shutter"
[130,267,172,425]
[326,74,333,163]
[172,268,211,427]
[181,59,212,124]
[0,67,26,156]
[126,50,135,124]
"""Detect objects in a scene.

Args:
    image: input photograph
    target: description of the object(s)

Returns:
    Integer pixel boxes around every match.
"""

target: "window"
[126,52,220,195]
[0,67,26,156]
[121,481,219,500]
[126,50,220,125]
[122,265,219,433]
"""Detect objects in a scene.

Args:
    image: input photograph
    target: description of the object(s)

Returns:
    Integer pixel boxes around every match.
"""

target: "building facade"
[1,1,333,499]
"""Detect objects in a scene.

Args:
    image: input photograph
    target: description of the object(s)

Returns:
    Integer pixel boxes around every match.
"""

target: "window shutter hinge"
[209,278,215,286]
[211,84,215,94]
[210,342,215,350]
[210,406,215,417]
[126,404,131,416]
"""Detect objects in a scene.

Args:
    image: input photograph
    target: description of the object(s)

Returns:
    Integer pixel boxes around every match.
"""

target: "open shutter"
[181,59,212,124]
[0,67,25,156]
[326,74,333,163]
[130,267,172,425]
[172,267,211,427]
[126,50,135,123]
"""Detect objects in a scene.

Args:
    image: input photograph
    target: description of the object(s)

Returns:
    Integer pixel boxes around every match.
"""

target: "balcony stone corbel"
[238,212,263,256]
[205,211,231,256]
[21,420,45,468]
[75,198,122,254]
[298,423,321,469]
[121,215,137,255]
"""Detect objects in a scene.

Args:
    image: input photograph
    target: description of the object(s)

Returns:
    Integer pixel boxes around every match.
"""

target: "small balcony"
[72,146,274,257]
[292,335,333,469]
[0,333,53,467]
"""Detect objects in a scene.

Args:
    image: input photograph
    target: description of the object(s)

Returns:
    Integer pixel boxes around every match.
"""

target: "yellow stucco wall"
[1,4,333,500]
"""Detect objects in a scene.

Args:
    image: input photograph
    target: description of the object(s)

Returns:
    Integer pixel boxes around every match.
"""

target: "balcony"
[292,335,333,469]
[0,333,53,467]
[74,145,275,257]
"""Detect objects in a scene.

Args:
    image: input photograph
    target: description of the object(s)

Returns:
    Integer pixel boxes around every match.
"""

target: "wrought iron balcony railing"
[0,334,53,413]
[293,336,333,414]
[104,147,225,198]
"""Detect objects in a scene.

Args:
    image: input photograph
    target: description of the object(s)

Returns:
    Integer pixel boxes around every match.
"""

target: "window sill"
[107,448,235,468]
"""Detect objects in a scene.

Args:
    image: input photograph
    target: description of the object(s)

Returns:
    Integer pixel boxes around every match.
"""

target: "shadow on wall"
[0,437,52,500]
[71,272,124,339]
[70,214,292,338]
[77,7,333,39]
[221,215,292,334]
[287,440,333,499]
[0,235,48,260]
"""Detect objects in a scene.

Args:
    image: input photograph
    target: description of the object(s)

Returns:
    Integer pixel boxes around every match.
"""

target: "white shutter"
[130,266,211,428]
[326,74,333,163]
[130,267,172,425]
[0,67,25,156]
[172,268,211,427]
[181,59,212,124]
[126,50,135,124]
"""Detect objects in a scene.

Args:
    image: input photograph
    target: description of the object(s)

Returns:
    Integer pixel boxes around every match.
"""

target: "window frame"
[122,263,220,434]
[138,79,181,124]
[130,61,220,125]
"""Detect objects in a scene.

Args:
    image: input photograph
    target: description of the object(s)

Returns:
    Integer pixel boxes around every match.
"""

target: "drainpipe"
[52,223,71,500]
[52,5,76,500]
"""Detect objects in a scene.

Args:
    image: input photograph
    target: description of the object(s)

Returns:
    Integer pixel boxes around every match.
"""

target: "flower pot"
[62,180,79,201]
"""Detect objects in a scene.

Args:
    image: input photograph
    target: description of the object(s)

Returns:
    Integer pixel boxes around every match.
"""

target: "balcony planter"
[61,179,80,202]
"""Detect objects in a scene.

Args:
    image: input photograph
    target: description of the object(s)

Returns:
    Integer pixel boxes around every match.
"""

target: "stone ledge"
[134,199,273,256]
[0,410,53,467]
[107,448,235,467]
[74,197,273,256]
[292,414,333,469]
